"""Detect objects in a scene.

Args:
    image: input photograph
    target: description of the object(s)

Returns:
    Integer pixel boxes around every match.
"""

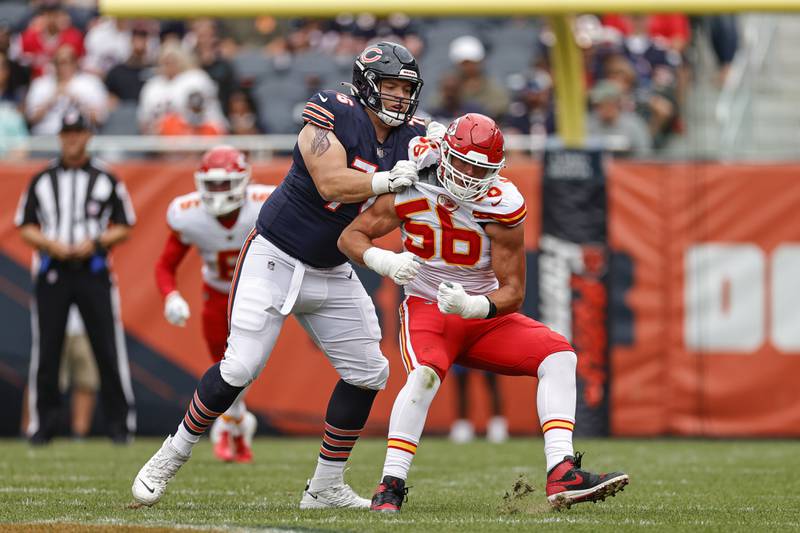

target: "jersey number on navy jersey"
[324,157,378,212]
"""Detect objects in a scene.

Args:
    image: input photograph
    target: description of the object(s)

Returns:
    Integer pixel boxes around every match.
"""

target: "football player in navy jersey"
[132,41,440,510]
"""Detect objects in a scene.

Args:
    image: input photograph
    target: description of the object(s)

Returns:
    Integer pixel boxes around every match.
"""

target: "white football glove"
[425,120,447,145]
[363,247,423,285]
[436,282,491,319]
[371,160,419,195]
[164,291,190,327]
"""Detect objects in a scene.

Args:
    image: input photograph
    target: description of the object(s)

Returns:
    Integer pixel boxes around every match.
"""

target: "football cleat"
[131,436,190,506]
[370,475,408,513]
[232,435,253,463]
[300,479,371,509]
[213,430,235,462]
[449,419,475,444]
[546,452,629,510]
[486,416,509,444]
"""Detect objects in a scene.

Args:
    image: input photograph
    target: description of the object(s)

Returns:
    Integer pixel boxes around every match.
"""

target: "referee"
[15,109,137,445]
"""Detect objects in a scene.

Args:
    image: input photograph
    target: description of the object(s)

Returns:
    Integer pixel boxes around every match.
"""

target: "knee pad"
[537,350,577,380]
[220,355,258,388]
[345,352,389,390]
[407,365,441,407]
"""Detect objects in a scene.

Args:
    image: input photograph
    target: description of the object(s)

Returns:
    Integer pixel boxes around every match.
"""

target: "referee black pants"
[28,264,136,442]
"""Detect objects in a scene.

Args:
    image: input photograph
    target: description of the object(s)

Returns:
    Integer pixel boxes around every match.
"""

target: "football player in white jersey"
[155,145,274,463]
[339,114,628,511]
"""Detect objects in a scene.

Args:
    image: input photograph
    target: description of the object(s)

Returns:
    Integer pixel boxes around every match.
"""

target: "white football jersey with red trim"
[393,176,526,302]
[166,184,274,293]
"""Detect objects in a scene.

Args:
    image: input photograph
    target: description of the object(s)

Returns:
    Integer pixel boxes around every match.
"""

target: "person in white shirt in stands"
[137,41,224,134]
[25,45,109,135]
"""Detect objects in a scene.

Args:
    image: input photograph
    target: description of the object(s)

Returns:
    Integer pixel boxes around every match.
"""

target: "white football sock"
[171,425,198,456]
[537,351,577,472]
[382,366,441,480]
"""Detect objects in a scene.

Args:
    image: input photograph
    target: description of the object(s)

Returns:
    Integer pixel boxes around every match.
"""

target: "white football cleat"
[487,416,509,444]
[449,419,475,444]
[131,436,190,506]
[300,479,371,509]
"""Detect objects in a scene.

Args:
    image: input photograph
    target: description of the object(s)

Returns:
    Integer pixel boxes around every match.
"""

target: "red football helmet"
[194,145,251,216]
[438,113,505,201]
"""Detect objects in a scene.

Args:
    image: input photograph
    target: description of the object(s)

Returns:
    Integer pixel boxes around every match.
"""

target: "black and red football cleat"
[546,452,629,510]
[370,475,408,513]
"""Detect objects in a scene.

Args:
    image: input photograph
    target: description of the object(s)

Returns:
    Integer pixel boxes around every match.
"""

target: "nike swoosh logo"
[319,95,328,102]
[307,491,318,499]
[563,472,584,486]
[139,479,155,494]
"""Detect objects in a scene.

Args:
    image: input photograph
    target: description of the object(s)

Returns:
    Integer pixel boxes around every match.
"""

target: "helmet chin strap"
[343,81,407,127]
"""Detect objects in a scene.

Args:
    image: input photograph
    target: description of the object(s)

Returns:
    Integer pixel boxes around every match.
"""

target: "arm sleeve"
[107,178,136,226]
[14,177,40,227]
[154,231,191,298]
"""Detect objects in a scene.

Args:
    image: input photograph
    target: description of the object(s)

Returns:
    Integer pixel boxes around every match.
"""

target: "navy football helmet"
[351,41,423,127]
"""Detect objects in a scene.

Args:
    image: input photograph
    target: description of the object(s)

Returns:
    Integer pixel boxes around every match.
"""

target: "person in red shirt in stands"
[20,0,85,78]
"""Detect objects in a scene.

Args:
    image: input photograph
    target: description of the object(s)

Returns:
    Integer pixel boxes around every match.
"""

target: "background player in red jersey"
[154,145,273,463]
[339,113,629,512]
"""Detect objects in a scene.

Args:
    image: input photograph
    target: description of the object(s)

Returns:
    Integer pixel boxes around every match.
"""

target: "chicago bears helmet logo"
[360,47,383,63]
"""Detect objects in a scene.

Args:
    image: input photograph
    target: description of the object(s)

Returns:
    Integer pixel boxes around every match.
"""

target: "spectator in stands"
[503,69,556,136]
[434,35,510,120]
[82,17,135,77]
[138,42,223,134]
[603,14,691,54]
[105,22,155,105]
[587,79,652,157]
[705,15,739,85]
[25,45,108,135]
[20,0,84,78]
[602,52,676,148]
[227,88,263,135]
[427,72,486,124]
[0,51,28,156]
[157,90,225,136]
[190,18,236,116]
[0,25,30,104]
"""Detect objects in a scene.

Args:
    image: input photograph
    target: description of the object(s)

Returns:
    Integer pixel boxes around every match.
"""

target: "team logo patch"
[360,47,383,63]
[437,194,458,212]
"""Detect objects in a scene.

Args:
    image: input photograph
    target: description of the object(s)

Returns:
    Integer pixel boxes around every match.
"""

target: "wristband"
[485,297,498,319]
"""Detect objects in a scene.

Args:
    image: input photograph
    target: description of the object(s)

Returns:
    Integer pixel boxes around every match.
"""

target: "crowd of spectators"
[0,1,740,158]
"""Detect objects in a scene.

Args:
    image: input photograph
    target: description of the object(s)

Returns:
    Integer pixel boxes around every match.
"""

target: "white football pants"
[220,234,388,390]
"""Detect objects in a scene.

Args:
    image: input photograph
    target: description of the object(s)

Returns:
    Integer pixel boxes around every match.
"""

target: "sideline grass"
[0,437,798,532]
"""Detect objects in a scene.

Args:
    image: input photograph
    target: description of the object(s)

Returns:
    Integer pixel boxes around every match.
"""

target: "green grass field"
[0,437,798,532]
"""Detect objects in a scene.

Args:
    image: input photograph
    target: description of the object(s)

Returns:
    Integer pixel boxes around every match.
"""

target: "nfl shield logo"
[376,147,385,159]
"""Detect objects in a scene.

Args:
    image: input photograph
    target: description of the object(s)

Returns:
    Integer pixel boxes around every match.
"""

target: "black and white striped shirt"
[14,158,136,245]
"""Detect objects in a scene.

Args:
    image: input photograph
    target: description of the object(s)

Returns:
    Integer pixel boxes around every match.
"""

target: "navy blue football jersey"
[257,90,426,268]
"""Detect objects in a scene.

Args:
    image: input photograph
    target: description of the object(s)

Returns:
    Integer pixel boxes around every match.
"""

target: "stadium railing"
[17,133,635,160]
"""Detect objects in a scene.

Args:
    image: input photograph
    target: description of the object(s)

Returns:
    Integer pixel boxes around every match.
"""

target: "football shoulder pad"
[471,177,527,227]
